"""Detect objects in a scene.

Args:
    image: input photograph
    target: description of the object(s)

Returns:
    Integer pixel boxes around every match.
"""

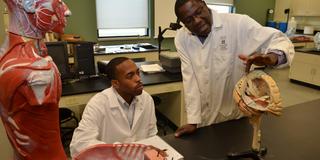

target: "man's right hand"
[174,124,197,137]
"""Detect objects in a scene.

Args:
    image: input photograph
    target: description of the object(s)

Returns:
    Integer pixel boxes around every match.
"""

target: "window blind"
[205,0,233,5]
[96,0,149,38]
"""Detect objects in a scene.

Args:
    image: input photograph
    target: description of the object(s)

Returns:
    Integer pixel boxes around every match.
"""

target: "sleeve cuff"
[268,49,287,66]
[186,115,201,125]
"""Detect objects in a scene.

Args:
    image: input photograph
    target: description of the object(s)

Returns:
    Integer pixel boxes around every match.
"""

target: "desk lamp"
[157,20,182,73]
[157,20,182,55]
[229,70,283,160]
[284,9,290,25]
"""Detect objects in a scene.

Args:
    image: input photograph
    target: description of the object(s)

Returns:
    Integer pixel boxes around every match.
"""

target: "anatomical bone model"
[0,0,71,159]
[233,70,282,157]
[74,144,167,160]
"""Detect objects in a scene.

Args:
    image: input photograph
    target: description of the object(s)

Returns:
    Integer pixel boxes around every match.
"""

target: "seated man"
[70,57,158,157]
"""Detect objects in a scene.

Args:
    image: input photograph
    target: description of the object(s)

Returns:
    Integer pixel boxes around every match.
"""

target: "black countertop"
[62,62,182,96]
[94,44,168,55]
[162,99,320,160]
[295,47,320,55]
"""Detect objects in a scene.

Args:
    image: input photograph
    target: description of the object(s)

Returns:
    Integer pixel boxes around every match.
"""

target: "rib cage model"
[74,144,167,160]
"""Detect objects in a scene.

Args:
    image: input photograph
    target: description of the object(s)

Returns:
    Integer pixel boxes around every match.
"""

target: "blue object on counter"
[278,22,288,33]
[267,21,277,29]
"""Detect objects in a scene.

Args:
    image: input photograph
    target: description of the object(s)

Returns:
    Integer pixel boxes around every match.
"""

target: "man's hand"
[239,53,278,73]
[174,124,197,137]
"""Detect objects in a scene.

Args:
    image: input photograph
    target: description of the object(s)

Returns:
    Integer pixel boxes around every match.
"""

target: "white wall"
[0,0,7,44]
[0,122,13,160]
[274,0,292,22]
[0,2,12,160]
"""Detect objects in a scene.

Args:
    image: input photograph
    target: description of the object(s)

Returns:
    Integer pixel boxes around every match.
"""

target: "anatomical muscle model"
[0,0,71,159]
[230,70,282,160]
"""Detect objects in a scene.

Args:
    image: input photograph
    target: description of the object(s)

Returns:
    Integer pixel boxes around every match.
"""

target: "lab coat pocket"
[213,50,233,76]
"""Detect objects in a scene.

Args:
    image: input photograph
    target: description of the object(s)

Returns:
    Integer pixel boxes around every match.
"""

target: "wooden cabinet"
[293,42,315,49]
[291,0,320,16]
[289,52,320,86]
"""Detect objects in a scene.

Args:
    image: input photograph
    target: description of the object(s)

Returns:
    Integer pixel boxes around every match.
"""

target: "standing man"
[174,0,294,137]
[70,57,158,157]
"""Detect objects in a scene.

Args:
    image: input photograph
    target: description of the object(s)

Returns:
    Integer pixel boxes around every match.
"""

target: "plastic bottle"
[286,17,297,37]
[314,32,320,51]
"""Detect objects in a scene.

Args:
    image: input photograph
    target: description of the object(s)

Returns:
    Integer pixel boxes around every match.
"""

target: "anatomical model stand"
[0,0,71,159]
[229,70,282,160]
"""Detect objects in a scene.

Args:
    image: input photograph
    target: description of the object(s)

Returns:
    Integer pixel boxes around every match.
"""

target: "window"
[205,0,234,13]
[95,0,150,39]
[207,4,233,13]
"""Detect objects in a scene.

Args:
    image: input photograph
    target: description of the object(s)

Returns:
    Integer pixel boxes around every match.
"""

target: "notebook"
[140,64,165,73]
[135,135,184,160]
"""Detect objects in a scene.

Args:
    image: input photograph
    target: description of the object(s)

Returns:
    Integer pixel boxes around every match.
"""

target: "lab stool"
[153,96,169,136]
[59,108,78,148]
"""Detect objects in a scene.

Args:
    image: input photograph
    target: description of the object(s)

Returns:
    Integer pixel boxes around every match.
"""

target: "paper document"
[135,135,184,160]
[140,64,165,73]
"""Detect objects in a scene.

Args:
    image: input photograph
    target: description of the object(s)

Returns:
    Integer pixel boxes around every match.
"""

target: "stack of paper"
[135,135,184,160]
[140,64,165,73]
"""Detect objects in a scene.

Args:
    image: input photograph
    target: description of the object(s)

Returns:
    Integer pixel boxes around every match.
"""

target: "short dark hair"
[175,0,189,18]
[175,0,203,18]
[106,57,130,81]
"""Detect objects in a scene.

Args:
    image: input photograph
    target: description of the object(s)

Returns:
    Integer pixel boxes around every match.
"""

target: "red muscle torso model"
[0,0,71,159]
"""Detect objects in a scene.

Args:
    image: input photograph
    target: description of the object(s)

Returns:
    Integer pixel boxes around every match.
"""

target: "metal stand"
[227,147,267,160]
[227,116,267,160]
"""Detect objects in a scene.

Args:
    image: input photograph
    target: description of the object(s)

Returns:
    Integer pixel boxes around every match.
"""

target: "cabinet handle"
[311,68,316,75]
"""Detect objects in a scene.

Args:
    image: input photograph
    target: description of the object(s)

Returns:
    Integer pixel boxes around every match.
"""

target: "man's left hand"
[239,53,278,73]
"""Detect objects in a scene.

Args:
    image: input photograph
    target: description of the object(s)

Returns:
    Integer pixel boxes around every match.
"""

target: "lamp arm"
[158,26,170,54]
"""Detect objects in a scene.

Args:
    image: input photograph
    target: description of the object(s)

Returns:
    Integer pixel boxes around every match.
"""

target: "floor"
[266,67,320,107]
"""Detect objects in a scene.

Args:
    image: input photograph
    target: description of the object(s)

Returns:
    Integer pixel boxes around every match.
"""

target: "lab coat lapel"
[131,99,144,131]
[109,91,131,129]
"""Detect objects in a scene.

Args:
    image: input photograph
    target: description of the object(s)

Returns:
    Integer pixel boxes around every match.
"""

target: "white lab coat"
[69,87,158,157]
[175,10,294,127]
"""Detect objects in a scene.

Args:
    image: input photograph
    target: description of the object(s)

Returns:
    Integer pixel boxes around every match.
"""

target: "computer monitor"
[72,41,96,78]
[45,41,72,80]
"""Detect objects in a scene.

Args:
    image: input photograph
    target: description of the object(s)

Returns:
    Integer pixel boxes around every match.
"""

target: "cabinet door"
[291,0,320,16]
[291,0,309,16]
[289,61,314,84]
[308,0,320,16]
[312,67,320,86]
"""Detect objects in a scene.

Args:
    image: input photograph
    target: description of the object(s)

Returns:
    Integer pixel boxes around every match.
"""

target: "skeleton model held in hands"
[0,0,71,159]
[74,144,167,160]
[231,70,282,159]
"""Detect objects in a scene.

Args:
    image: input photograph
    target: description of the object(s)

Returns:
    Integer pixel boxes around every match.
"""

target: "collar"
[110,87,138,108]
